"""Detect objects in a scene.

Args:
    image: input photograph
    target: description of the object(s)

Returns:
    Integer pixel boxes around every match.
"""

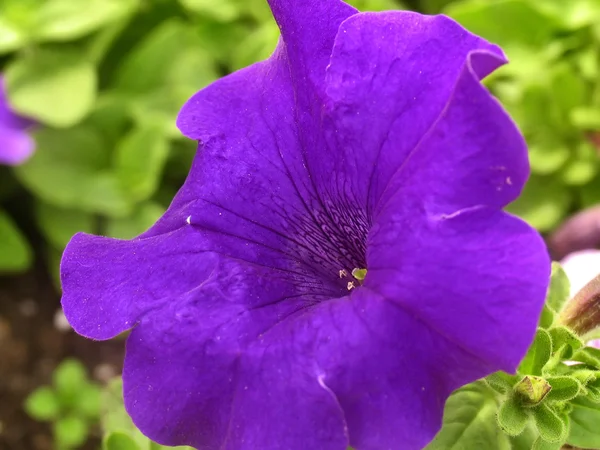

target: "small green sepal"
[546,376,582,402]
[519,328,552,376]
[532,403,569,443]
[497,395,529,436]
[485,371,518,394]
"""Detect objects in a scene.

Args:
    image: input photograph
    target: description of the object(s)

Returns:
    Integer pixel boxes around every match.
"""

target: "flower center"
[339,267,368,291]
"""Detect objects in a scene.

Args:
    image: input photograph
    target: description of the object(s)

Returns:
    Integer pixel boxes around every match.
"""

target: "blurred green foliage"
[0,0,404,278]
[24,359,102,450]
[444,0,600,231]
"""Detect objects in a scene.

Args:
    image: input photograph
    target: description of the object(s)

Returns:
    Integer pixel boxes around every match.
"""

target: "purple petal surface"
[0,77,35,165]
[61,3,551,450]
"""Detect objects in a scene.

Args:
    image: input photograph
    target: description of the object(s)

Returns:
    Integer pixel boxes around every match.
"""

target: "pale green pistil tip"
[351,268,367,281]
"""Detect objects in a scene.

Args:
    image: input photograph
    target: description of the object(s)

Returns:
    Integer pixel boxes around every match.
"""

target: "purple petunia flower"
[61,1,551,449]
[0,76,35,165]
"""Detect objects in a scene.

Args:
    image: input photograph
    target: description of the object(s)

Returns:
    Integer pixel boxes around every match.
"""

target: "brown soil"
[0,266,124,450]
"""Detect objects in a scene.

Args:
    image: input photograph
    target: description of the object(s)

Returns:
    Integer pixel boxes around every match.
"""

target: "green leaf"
[5,49,97,127]
[585,377,600,403]
[54,415,88,449]
[34,0,139,42]
[546,263,571,313]
[510,425,537,449]
[568,396,600,448]
[539,305,556,330]
[485,371,518,394]
[115,126,169,202]
[0,0,35,54]
[506,175,571,232]
[561,142,599,186]
[570,368,598,386]
[571,346,600,369]
[445,0,559,49]
[103,432,140,450]
[425,382,510,449]
[527,143,570,176]
[179,0,240,21]
[0,209,32,272]
[550,63,586,116]
[534,0,600,28]
[571,107,600,130]
[74,384,102,419]
[105,202,164,240]
[231,21,280,70]
[0,16,25,54]
[497,395,529,436]
[53,359,88,399]
[24,386,60,421]
[519,328,552,376]
[36,202,95,250]
[548,326,583,357]
[15,126,132,217]
[531,436,562,450]
[546,376,581,402]
[532,403,568,443]
[114,20,218,136]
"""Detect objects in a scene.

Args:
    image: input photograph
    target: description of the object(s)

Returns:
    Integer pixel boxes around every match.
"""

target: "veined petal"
[367,208,549,373]
[61,227,337,341]
[362,30,549,373]
[267,0,357,97]
[122,268,348,449]
[319,12,505,212]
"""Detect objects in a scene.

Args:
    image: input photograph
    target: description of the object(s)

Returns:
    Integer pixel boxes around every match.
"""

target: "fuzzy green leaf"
[485,371,518,394]
[425,383,510,449]
[497,395,529,436]
[568,397,600,448]
[546,263,571,313]
[531,436,562,450]
[519,328,552,376]
[532,403,568,443]
[546,376,581,402]
[549,326,583,357]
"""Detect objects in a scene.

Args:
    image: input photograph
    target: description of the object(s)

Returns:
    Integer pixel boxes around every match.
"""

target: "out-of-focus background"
[1,0,600,448]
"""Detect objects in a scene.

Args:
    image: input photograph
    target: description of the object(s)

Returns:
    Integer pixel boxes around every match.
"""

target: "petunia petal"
[266,0,356,97]
[61,226,338,340]
[122,267,348,449]
[366,207,549,373]
[176,52,367,283]
[270,289,493,450]
[0,126,35,165]
[359,21,549,374]
[319,12,506,212]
